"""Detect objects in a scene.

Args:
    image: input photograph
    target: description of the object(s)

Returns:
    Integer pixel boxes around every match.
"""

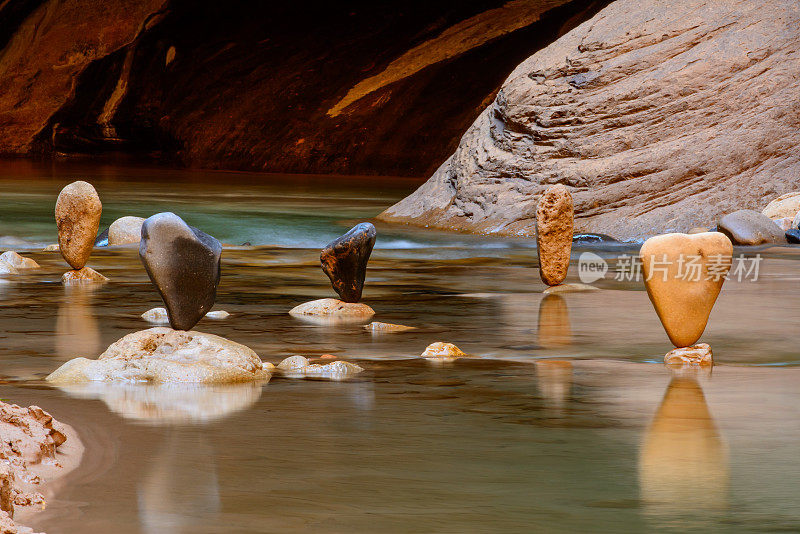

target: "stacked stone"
[55,181,107,282]
[535,185,573,288]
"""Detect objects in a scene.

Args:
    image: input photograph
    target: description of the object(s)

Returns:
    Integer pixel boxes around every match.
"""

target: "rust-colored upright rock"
[536,184,573,286]
[55,181,102,270]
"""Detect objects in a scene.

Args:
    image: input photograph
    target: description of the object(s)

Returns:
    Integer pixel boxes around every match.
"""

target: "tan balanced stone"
[421,342,467,359]
[55,181,102,269]
[0,251,39,269]
[62,266,109,284]
[535,184,573,286]
[762,192,800,219]
[664,343,713,366]
[108,216,145,245]
[363,321,415,332]
[289,298,374,318]
[641,232,732,348]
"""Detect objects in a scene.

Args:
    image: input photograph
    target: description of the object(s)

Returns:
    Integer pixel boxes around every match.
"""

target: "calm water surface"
[1,161,799,533]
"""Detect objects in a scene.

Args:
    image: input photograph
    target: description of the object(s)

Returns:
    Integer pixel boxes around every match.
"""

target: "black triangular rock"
[320,222,376,303]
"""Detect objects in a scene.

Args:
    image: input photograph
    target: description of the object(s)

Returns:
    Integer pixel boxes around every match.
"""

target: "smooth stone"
[641,232,732,348]
[205,310,230,320]
[536,184,573,286]
[55,181,102,269]
[139,213,222,331]
[108,216,145,245]
[46,327,268,384]
[363,321,415,332]
[718,209,786,245]
[62,267,109,283]
[276,355,363,381]
[687,227,709,235]
[320,222,376,303]
[142,307,230,324]
[289,298,375,317]
[0,261,18,275]
[0,251,39,269]
[787,229,800,244]
[44,243,59,252]
[542,282,599,295]
[762,191,800,219]
[664,343,713,366]
[94,227,109,247]
[421,342,467,359]
[773,217,793,232]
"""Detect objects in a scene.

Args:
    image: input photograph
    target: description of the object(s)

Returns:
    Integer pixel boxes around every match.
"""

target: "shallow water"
[2,162,800,532]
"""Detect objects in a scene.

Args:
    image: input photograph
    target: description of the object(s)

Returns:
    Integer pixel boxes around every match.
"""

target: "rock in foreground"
[641,233,732,348]
[718,210,786,246]
[46,327,268,384]
[320,222,376,303]
[378,1,800,239]
[536,184,573,286]
[55,181,102,269]
[139,213,222,331]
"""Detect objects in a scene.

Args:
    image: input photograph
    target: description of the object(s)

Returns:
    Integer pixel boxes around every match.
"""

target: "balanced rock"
[786,229,800,244]
[0,251,39,269]
[762,192,800,219]
[320,222,376,302]
[46,327,268,384]
[718,210,785,245]
[535,184,573,286]
[55,181,102,269]
[139,213,222,331]
[108,216,145,245]
[421,342,467,359]
[62,266,109,283]
[664,343,713,366]
[641,233,732,348]
[289,298,374,318]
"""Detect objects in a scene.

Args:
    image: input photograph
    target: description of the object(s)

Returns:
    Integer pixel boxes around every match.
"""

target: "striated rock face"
[379,0,800,239]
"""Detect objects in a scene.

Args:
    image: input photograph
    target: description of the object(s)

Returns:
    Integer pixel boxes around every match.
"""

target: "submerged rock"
[55,181,102,269]
[139,213,222,331]
[421,342,467,359]
[0,251,39,270]
[205,310,230,320]
[289,298,375,318]
[320,222,376,303]
[641,233,732,348]
[142,307,230,324]
[762,192,800,219]
[46,327,268,384]
[276,355,363,381]
[363,321,415,332]
[664,343,713,366]
[542,283,598,295]
[536,184,573,286]
[718,210,786,246]
[62,266,109,283]
[108,216,146,245]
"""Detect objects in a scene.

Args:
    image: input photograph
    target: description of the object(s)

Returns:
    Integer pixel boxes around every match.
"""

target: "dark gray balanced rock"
[320,223,376,303]
[139,212,222,331]
[718,210,786,246]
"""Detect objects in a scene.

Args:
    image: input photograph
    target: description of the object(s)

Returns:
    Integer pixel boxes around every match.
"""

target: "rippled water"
[1,161,800,533]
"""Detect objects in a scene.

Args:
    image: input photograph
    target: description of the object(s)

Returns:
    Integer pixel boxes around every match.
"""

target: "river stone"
[641,232,732,348]
[139,213,222,331]
[55,181,102,269]
[0,261,17,275]
[108,216,145,245]
[786,229,800,244]
[276,355,364,381]
[363,321,415,332]
[289,298,374,318]
[718,210,786,246]
[62,267,109,283]
[0,251,39,269]
[421,342,467,359]
[762,192,800,219]
[46,327,268,384]
[664,343,713,366]
[542,282,598,295]
[320,222,376,303]
[535,184,573,286]
[142,307,230,324]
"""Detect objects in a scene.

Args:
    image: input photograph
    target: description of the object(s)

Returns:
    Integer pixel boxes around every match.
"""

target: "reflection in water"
[54,382,264,424]
[639,376,728,517]
[535,360,573,409]
[56,284,101,360]
[139,429,220,534]
[537,294,571,348]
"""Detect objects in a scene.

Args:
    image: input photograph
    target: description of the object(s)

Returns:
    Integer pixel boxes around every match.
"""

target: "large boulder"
[378,0,800,240]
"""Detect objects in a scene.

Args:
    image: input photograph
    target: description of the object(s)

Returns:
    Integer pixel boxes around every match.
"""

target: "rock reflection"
[53,381,264,424]
[55,284,101,360]
[537,294,571,348]
[139,429,220,534]
[535,360,573,409]
[639,375,728,515]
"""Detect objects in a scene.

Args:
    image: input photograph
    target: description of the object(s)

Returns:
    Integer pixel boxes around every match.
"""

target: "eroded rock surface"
[379,0,800,239]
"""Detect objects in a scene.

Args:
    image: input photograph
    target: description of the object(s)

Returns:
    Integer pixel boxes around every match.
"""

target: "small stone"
[364,321,415,332]
[46,327,268,384]
[421,342,467,359]
[320,222,376,303]
[762,192,800,219]
[139,213,222,331]
[205,310,230,320]
[687,227,709,234]
[62,267,109,283]
[141,307,170,324]
[0,251,39,269]
[55,181,102,269]
[773,217,794,232]
[718,209,786,245]
[787,229,800,244]
[0,261,18,275]
[108,216,145,245]
[536,184,573,286]
[44,243,59,252]
[664,343,713,366]
[542,282,599,295]
[641,232,732,348]
[276,355,363,380]
[289,298,375,317]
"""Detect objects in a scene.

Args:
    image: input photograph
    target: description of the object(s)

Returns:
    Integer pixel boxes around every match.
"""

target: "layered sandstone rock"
[379,0,800,240]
